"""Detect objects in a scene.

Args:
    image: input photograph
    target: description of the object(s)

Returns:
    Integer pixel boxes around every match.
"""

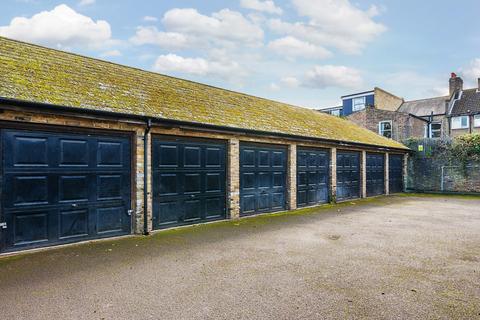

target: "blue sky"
[1,0,480,108]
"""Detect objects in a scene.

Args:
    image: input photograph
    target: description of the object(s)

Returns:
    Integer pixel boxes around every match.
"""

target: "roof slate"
[0,37,407,150]
[450,89,480,115]
[398,96,447,116]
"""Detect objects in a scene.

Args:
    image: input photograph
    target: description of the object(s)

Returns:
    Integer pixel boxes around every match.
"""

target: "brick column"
[361,151,367,198]
[287,144,297,210]
[329,147,337,203]
[403,153,409,192]
[134,130,152,234]
[228,138,240,219]
[385,153,390,195]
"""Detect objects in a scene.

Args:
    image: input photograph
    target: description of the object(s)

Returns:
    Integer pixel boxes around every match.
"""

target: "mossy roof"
[0,37,407,150]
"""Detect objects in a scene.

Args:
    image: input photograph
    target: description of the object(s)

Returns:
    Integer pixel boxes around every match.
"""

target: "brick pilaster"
[329,147,337,203]
[228,138,240,219]
[361,151,367,198]
[403,153,409,192]
[287,144,297,210]
[385,153,390,195]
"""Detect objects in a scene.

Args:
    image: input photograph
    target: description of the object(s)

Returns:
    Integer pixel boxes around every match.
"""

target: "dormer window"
[352,97,366,112]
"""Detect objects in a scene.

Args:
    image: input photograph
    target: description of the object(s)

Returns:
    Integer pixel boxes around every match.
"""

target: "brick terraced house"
[0,37,409,253]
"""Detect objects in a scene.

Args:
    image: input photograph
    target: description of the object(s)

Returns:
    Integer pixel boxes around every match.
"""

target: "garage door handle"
[190,195,195,198]
[71,203,78,208]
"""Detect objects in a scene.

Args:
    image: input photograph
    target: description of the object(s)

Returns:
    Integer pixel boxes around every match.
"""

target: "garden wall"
[406,136,480,193]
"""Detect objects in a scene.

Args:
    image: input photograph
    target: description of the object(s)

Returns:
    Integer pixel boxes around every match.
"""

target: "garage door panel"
[59,175,89,202]
[297,148,329,207]
[205,198,224,219]
[152,136,227,229]
[206,173,222,193]
[97,175,123,200]
[206,147,222,168]
[336,151,360,201]
[10,175,49,207]
[240,144,287,216]
[59,209,89,240]
[59,139,89,166]
[156,202,179,226]
[184,173,202,194]
[241,195,256,214]
[158,144,179,168]
[1,129,132,252]
[258,193,270,210]
[272,192,284,209]
[184,200,202,222]
[96,207,125,234]
[184,146,201,168]
[12,211,50,246]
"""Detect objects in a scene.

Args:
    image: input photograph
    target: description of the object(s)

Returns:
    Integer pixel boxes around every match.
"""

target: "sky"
[1,0,480,109]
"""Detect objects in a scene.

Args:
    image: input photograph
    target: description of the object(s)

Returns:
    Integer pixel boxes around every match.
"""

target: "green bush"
[451,133,480,163]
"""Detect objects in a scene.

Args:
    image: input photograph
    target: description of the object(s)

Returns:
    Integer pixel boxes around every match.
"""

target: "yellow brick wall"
[374,87,404,111]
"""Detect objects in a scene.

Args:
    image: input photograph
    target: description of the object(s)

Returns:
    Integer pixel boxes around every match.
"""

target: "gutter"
[143,118,152,235]
[0,97,409,152]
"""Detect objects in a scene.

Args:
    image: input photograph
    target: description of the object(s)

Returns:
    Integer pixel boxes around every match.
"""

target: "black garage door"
[389,154,404,193]
[297,148,329,207]
[152,136,226,229]
[240,143,286,216]
[1,129,131,252]
[336,151,360,201]
[366,153,385,197]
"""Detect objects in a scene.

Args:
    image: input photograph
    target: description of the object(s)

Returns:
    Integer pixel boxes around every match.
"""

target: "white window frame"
[378,120,393,138]
[429,122,442,138]
[474,115,480,127]
[352,96,366,112]
[451,116,469,129]
[331,109,341,116]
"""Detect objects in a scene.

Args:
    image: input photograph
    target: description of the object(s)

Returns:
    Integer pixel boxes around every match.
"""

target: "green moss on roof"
[0,37,407,150]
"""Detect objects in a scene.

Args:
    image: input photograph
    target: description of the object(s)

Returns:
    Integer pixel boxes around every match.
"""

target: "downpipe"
[143,119,152,235]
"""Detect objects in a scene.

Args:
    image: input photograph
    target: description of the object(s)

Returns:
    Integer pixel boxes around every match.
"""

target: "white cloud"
[303,65,363,89]
[100,49,121,57]
[162,8,264,47]
[268,0,386,54]
[240,0,283,15]
[153,53,245,80]
[380,71,448,100]
[268,36,331,60]
[281,76,300,88]
[0,4,111,49]
[143,16,158,22]
[130,26,187,49]
[269,82,280,91]
[79,0,95,5]
[460,58,480,87]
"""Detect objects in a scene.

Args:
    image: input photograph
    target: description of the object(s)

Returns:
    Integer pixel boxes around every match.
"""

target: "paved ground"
[0,195,479,320]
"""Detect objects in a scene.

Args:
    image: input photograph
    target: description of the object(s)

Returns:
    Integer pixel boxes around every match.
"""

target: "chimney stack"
[449,72,463,97]
[478,77,480,90]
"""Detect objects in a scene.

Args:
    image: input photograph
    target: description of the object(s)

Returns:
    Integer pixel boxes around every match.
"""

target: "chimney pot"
[451,72,457,78]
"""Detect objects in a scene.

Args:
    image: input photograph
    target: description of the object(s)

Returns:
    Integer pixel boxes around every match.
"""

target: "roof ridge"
[403,96,448,103]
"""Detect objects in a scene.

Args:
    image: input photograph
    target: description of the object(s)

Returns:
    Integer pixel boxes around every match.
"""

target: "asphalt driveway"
[0,195,479,320]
